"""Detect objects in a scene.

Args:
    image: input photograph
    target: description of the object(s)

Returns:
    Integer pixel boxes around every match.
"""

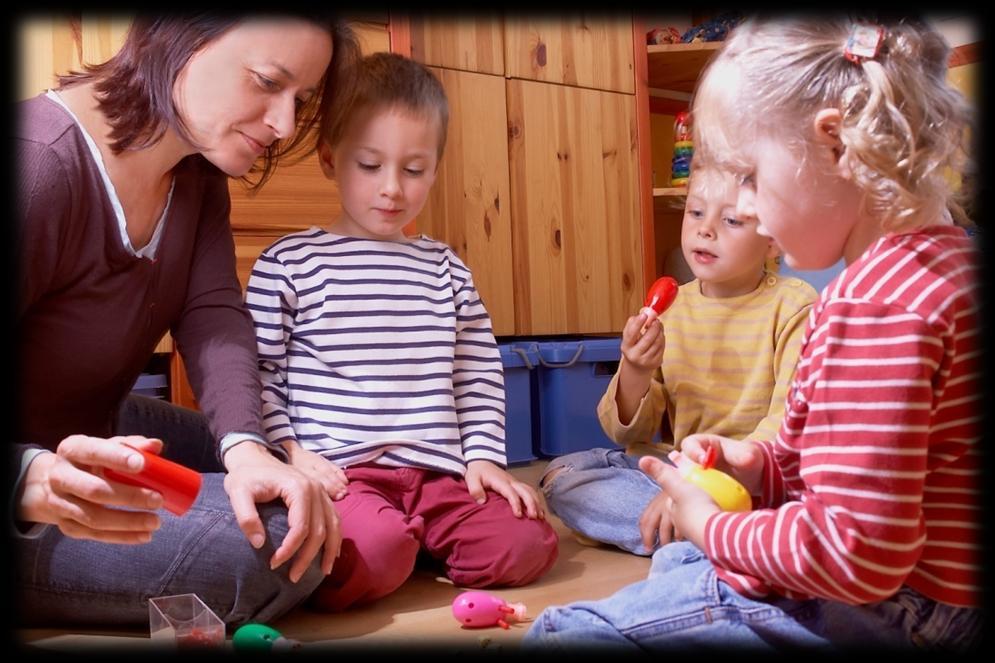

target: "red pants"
[309,463,559,612]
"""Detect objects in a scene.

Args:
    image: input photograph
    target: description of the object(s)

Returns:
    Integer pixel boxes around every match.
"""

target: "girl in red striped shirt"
[525,14,980,652]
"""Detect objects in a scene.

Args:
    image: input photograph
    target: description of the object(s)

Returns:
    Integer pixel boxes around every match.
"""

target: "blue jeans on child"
[523,541,981,651]
[16,395,324,627]
[541,448,663,555]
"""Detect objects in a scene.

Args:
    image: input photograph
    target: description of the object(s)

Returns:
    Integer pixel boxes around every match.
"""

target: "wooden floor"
[18,461,652,653]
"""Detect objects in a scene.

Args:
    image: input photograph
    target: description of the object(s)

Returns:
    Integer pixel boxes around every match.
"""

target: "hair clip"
[843,24,885,64]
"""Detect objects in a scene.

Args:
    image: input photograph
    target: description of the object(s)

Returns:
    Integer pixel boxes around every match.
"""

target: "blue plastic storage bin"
[530,337,622,456]
[497,342,538,465]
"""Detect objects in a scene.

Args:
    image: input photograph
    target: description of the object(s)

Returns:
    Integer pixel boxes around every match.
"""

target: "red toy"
[639,276,679,334]
[451,591,527,629]
[644,276,679,316]
[105,444,202,516]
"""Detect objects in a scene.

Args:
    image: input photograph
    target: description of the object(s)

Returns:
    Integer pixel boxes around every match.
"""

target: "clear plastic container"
[148,593,225,649]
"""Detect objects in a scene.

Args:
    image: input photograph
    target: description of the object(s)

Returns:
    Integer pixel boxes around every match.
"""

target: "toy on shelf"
[647,26,681,44]
[639,275,679,335]
[669,448,752,512]
[452,591,527,629]
[104,444,202,516]
[233,623,302,652]
[670,111,692,187]
[681,11,744,43]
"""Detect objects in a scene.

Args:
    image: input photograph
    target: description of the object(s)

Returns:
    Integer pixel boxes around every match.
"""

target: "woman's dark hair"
[58,13,361,190]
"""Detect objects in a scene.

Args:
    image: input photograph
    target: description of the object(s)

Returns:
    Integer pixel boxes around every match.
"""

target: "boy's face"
[328,106,441,241]
[680,169,775,298]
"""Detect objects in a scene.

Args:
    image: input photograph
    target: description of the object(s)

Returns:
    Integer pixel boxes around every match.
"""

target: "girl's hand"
[680,434,765,495]
[465,460,545,520]
[17,435,166,544]
[620,311,665,374]
[283,443,349,501]
[638,455,720,550]
[638,491,682,552]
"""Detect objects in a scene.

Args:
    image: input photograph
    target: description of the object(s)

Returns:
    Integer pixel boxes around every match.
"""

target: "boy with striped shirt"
[244,52,557,612]
[541,163,817,555]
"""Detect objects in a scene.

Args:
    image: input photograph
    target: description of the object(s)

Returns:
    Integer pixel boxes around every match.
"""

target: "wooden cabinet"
[504,17,635,94]
[408,14,646,336]
[410,15,505,75]
[506,80,640,333]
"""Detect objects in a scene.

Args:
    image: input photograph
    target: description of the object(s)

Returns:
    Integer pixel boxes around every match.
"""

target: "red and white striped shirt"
[704,225,979,607]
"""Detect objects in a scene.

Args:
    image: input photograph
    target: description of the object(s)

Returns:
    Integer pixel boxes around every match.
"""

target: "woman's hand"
[17,434,166,544]
[223,442,341,583]
[680,434,765,495]
[465,460,545,520]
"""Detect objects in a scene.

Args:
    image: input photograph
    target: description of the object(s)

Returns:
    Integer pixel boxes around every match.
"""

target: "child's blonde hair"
[691,15,973,232]
[320,51,449,161]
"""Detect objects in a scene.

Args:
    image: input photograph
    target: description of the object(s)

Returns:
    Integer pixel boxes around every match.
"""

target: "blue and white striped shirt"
[244,228,506,476]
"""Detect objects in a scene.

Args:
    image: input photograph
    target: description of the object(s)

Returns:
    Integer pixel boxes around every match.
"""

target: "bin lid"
[531,338,621,364]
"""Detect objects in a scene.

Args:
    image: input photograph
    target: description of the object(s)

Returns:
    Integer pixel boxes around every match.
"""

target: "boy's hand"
[680,434,765,495]
[620,310,665,374]
[283,442,349,501]
[465,460,545,520]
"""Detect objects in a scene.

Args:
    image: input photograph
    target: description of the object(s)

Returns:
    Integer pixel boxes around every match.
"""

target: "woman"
[14,14,360,627]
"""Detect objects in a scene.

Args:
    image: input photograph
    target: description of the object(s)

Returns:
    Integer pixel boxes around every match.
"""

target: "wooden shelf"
[653,186,688,215]
[647,42,722,93]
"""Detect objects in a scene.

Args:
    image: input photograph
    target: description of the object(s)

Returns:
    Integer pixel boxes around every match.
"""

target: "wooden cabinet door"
[409,15,504,75]
[504,15,634,94]
[417,67,516,336]
[507,79,642,334]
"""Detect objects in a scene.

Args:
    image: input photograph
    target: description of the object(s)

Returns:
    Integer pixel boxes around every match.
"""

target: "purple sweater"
[15,94,265,460]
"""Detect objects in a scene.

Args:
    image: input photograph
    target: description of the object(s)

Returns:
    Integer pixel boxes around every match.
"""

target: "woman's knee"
[213,501,327,625]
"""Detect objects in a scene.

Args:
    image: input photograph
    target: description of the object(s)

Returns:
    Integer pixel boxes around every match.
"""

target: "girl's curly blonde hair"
[691,15,973,232]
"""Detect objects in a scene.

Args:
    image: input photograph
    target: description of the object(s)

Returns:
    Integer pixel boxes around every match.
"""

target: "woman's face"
[173,18,333,177]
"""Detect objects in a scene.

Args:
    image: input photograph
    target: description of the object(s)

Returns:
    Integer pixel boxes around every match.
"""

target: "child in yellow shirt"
[541,162,816,554]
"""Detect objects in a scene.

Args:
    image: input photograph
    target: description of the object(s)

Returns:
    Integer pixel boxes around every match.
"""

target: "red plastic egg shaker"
[644,276,679,315]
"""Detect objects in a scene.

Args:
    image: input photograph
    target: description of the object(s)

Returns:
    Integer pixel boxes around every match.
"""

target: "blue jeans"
[16,396,323,628]
[541,448,662,555]
[523,541,982,652]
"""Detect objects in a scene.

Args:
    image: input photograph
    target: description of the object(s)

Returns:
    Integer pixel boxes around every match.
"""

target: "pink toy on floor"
[451,591,527,629]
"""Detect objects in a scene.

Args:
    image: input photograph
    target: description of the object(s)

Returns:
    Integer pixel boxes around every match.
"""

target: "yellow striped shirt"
[598,273,816,451]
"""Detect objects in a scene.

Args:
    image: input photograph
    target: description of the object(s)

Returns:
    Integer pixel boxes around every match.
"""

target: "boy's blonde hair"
[685,157,736,203]
[320,51,449,160]
[691,15,973,232]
